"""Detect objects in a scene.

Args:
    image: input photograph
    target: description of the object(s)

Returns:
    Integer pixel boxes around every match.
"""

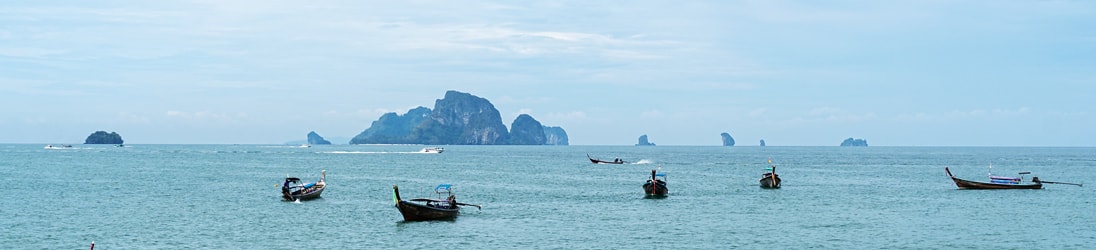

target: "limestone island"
[85,131,124,144]
[307,131,332,145]
[350,90,568,145]
[636,134,656,146]
[840,138,868,147]
[720,132,735,146]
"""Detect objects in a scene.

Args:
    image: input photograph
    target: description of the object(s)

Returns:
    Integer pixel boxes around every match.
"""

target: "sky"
[2,1,1094,146]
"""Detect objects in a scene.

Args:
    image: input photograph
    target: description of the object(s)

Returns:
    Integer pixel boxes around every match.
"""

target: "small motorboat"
[282,170,326,201]
[393,184,480,221]
[419,147,444,153]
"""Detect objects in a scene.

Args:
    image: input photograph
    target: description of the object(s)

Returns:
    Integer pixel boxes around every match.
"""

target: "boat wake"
[321,151,439,154]
[632,159,653,165]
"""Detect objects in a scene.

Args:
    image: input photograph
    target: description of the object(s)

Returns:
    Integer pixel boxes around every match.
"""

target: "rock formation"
[307,131,332,145]
[410,91,509,145]
[720,132,735,146]
[543,126,569,145]
[636,134,656,146]
[760,139,766,147]
[840,138,868,147]
[85,131,124,144]
[507,114,546,145]
[350,90,568,145]
[350,106,431,144]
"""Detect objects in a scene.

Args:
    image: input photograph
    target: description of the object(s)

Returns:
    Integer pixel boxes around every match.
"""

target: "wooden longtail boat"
[393,184,480,221]
[588,154,625,164]
[945,167,1042,189]
[643,169,668,197]
[282,170,326,201]
[760,170,781,189]
[760,159,781,189]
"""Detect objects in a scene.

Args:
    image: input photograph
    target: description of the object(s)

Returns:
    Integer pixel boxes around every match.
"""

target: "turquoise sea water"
[3,144,1094,249]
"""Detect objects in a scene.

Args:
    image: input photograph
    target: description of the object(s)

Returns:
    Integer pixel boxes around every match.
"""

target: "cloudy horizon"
[2,1,1093,146]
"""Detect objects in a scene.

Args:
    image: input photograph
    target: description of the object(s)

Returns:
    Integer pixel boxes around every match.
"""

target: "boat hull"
[945,167,1042,190]
[588,154,624,164]
[283,184,325,201]
[760,176,781,189]
[589,159,624,164]
[396,201,461,221]
[643,182,668,196]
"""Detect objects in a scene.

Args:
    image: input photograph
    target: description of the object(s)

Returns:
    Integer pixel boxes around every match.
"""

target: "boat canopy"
[435,184,452,193]
[654,173,666,177]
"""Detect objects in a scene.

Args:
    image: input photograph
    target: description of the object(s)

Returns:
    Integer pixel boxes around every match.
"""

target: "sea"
[3,144,1094,249]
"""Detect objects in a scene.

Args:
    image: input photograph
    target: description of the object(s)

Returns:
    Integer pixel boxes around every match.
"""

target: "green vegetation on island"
[85,131,124,144]
[840,138,868,147]
[350,90,568,145]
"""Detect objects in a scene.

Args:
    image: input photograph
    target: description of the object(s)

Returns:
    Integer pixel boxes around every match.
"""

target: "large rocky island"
[840,138,868,147]
[85,131,124,144]
[350,90,568,145]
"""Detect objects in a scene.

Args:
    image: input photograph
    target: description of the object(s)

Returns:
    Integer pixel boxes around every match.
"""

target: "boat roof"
[435,184,452,193]
[655,173,666,177]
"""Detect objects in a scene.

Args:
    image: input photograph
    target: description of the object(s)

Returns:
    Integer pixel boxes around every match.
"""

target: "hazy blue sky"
[2,1,1094,146]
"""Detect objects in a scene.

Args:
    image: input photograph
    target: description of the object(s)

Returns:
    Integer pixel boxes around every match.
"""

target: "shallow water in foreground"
[3,145,1094,249]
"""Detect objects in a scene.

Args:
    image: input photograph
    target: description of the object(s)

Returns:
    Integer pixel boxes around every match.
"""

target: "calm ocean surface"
[3,144,1094,249]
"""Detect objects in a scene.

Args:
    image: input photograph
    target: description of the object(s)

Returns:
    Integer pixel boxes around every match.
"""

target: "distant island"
[760,139,766,147]
[840,138,868,147]
[350,90,568,145]
[307,131,332,145]
[636,134,656,146]
[720,132,735,146]
[85,131,124,144]
[542,126,569,145]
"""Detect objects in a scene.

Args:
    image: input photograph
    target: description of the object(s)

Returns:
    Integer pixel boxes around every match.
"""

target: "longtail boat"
[282,170,326,201]
[643,169,668,197]
[393,184,480,221]
[760,158,781,189]
[945,167,1042,189]
[588,154,625,164]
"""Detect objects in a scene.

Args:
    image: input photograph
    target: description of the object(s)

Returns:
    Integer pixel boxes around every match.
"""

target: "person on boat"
[614,158,622,163]
[446,195,457,208]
